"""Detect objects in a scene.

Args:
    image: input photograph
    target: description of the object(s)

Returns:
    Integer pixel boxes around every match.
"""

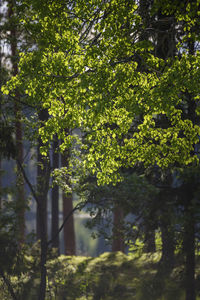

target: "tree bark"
[8,0,25,243]
[159,190,174,269]
[0,26,2,210]
[184,205,196,300]
[61,151,76,255]
[182,181,196,300]
[144,224,156,253]
[36,109,50,300]
[184,37,196,300]
[36,110,49,240]
[112,205,125,252]
[51,136,59,251]
[38,204,48,300]
[160,214,174,267]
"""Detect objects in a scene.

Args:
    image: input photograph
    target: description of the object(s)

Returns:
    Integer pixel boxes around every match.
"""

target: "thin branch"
[16,159,39,206]
[47,201,86,246]
[17,157,86,250]
[0,91,36,109]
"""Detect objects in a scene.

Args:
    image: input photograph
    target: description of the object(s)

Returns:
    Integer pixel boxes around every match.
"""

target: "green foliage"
[0,200,21,274]
[1,251,200,300]
[76,170,158,245]
[3,0,200,185]
[128,230,163,258]
[1,1,200,297]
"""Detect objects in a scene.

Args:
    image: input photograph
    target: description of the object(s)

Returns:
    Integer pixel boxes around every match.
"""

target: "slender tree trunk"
[182,180,196,300]
[8,0,25,243]
[159,191,174,268]
[144,224,156,253]
[160,215,174,267]
[36,143,48,240]
[51,136,59,251]
[38,203,48,300]
[0,26,2,210]
[184,38,196,300]
[112,205,124,252]
[36,110,49,240]
[0,160,1,209]
[61,151,76,255]
[184,204,196,300]
[36,109,50,300]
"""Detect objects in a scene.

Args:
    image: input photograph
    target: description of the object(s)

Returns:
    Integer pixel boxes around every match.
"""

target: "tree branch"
[47,201,86,247]
[16,159,39,206]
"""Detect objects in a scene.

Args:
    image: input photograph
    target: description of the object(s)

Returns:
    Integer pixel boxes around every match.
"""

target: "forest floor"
[1,250,200,299]
[25,251,200,299]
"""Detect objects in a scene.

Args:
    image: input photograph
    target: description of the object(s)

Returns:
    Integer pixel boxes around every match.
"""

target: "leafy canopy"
[2,0,200,184]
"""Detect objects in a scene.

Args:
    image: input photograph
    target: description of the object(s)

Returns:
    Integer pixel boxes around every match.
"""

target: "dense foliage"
[1,1,200,300]
[3,0,200,184]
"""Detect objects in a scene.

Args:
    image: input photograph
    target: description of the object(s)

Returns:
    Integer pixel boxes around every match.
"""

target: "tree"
[3,1,200,299]
[5,0,199,181]
[51,135,60,251]
[0,0,27,245]
[61,150,76,255]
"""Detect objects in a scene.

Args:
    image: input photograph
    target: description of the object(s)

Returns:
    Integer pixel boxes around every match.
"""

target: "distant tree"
[112,205,125,252]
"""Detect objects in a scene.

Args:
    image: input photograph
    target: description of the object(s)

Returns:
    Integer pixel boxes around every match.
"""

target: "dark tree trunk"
[184,38,196,300]
[36,109,49,240]
[61,152,76,256]
[38,204,48,300]
[159,190,175,269]
[144,224,156,253]
[184,204,196,300]
[0,160,1,209]
[36,145,48,240]
[143,204,156,253]
[160,214,174,268]
[51,136,59,251]
[36,109,50,300]
[182,181,196,300]
[8,1,25,243]
[0,33,2,210]
[112,205,124,252]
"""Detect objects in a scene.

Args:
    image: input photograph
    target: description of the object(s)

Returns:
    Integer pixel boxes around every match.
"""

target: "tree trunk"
[38,202,48,300]
[36,109,50,300]
[112,205,124,252]
[36,109,49,240]
[0,160,1,209]
[36,144,48,240]
[51,136,59,251]
[160,214,174,268]
[183,185,196,300]
[184,207,195,300]
[144,224,156,253]
[159,190,174,269]
[61,152,76,255]
[0,28,2,210]
[8,0,25,243]
[184,38,196,300]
